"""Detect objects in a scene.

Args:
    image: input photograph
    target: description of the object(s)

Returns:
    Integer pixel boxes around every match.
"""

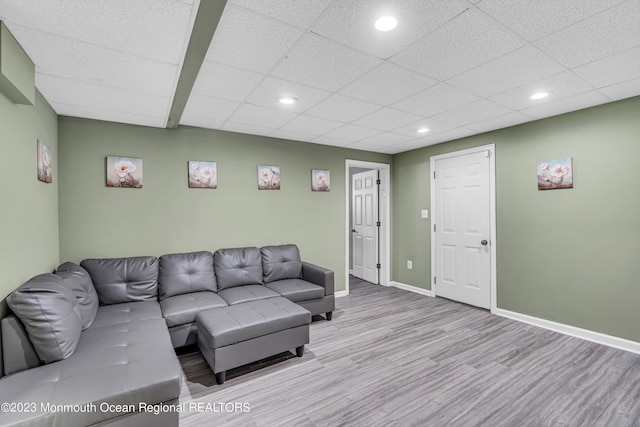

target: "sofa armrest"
[2,314,41,376]
[301,262,334,297]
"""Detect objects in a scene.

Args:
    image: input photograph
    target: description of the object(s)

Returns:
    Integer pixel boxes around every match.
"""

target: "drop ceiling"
[1,0,638,154]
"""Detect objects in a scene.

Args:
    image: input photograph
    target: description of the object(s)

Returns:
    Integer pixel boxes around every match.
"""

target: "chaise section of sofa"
[0,259,182,427]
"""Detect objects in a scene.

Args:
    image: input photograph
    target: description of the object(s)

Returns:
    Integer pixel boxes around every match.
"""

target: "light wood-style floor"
[177,277,640,426]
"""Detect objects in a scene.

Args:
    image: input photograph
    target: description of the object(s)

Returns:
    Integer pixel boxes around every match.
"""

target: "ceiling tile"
[245,77,331,113]
[309,136,355,148]
[7,25,178,97]
[206,4,304,73]
[392,117,457,137]
[392,83,478,117]
[180,115,224,130]
[323,124,382,142]
[447,46,565,97]
[353,108,422,131]
[432,99,513,126]
[279,114,344,135]
[391,9,525,80]
[347,142,387,152]
[476,0,628,42]
[339,62,437,105]
[227,103,297,129]
[312,0,468,59]
[599,78,640,100]
[465,112,534,132]
[271,33,382,91]
[534,1,640,68]
[0,0,194,63]
[391,139,439,152]
[377,146,406,154]
[50,102,166,128]
[229,0,333,28]
[304,94,381,122]
[424,127,477,144]
[221,121,275,137]
[191,61,264,102]
[573,47,640,89]
[270,129,317,142]
[520,91,612,119]
[357,132,416,146]
[37,75,169,118]
[489,71,594,110]
[181,95,239,121]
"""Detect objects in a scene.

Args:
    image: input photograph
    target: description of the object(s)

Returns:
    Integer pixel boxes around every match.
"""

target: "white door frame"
[430,144,497,312]
[344,160,391,296]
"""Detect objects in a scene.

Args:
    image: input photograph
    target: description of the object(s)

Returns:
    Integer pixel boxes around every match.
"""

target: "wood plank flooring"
[177,278,640,426]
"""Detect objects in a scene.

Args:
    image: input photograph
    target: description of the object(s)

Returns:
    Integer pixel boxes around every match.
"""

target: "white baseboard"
[335,290,348,298]
[495,308,640,355]
[390,281,433,297]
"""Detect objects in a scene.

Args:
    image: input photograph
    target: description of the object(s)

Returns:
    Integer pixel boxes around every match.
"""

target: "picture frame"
[258,165,280,190]
[37,140,52,183]
[188,161,217,188]
[106,156,143,188]
[537,157,573,190]
[311,169,330,192]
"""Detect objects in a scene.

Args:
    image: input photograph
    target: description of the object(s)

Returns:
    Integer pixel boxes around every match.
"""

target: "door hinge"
[433,171,436,179]
[434,276,436,285]
[376,221,381,227]
[486,150,492,158]
[433,224,436,232]
[376,179,381,185]
[376,263,381,269]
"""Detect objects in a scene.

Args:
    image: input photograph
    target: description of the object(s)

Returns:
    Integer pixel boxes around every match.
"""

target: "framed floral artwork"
[537,157,573,190]
[37,140,52,183]
[311,169,330,192]
[188,161,217,188]
[258,165,280,190]
[106,156,143,188]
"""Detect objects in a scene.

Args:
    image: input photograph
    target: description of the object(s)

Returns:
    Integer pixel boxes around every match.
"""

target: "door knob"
[480,240,488,246]
[352,229,357,233]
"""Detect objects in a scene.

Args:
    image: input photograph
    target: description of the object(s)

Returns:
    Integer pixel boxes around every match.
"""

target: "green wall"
[0,91,58,376]
[58,117,390,293]
[392,96,640,342]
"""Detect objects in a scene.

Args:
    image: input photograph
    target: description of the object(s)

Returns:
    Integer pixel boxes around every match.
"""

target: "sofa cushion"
[217,285,280,305]
[81,256,158,305]
[159,251,217,300]
[0,317,181,426]
[91,301,163,329]
[55,262,99,330]
[214,247,263,290]
[265,279,325,303]
[160,291,228,327]
[7,273,83,364]
[261,244,303,283]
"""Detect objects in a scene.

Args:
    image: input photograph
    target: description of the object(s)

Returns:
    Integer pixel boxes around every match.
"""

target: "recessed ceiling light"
[416,127,429,134]
[530,92,549,100]
[375,16,397,32]
[279,96,297,105]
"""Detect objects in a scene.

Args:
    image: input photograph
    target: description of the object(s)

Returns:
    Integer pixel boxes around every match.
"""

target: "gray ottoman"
[196,297,311,384]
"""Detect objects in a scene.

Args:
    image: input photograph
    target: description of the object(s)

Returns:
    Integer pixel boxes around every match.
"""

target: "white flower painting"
[37,140,52,183]
[189,161,217,188]
[106,156,143,188]
[538,157,573,190]
[312,169,330,192]
[258,165,280,190]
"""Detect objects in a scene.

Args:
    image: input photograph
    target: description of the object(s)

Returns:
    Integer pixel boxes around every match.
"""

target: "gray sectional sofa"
[0,244,334,427]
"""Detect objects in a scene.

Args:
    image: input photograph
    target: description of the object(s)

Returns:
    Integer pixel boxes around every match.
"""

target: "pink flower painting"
[188,161,217,188]
[106,156,143,188]
[537,157,573,190]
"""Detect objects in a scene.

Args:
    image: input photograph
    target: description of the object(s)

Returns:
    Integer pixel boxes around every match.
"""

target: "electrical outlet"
[407,260,413,269]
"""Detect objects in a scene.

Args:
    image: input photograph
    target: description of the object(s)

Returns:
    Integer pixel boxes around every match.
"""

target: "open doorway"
[344,160,391,296]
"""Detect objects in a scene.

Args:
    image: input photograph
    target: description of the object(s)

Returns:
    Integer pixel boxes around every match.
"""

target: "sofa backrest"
[158,251,217,300]
[261,244,302,283]
[80,256,159,305]
[213,247,263,290]
[55,262,99,329]
[6,273,83,365]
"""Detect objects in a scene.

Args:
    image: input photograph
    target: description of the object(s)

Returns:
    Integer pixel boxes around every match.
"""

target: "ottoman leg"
[326,311,333,321]
[215,371,226,385]
[295,345,305,357]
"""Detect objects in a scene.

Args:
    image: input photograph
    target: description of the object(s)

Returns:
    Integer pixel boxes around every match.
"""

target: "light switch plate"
[421,209,428,218]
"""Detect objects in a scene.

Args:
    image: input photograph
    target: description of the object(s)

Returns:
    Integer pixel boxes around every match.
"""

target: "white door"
[352,170,379,284]
[434,150,491,309]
